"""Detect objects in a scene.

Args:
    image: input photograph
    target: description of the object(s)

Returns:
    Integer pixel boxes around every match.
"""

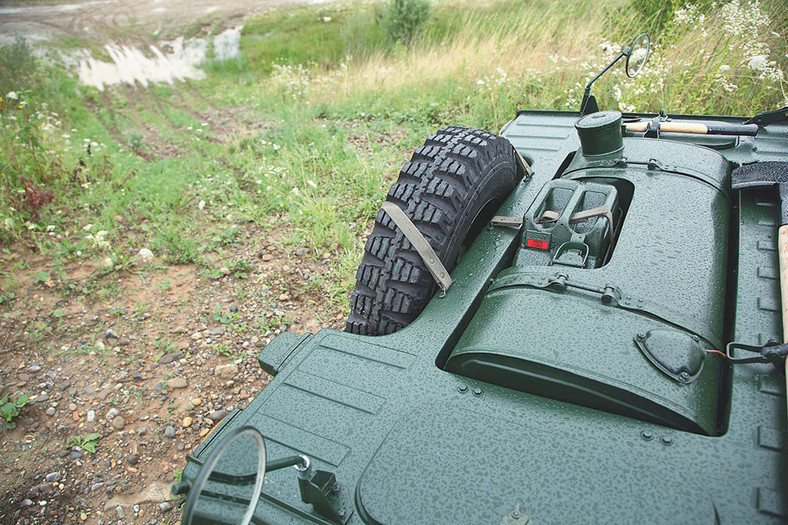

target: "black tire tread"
[346,127,521,335]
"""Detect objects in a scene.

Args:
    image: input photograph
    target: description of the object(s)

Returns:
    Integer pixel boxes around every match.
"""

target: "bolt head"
[640,430,653,440]
[458,385,468,393]
[660,435,674,446]
[472,388,483,396]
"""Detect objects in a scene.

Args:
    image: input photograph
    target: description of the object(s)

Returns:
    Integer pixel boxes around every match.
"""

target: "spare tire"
[345,126,523,336]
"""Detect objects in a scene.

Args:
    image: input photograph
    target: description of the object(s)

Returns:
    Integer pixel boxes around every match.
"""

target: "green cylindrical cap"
[575,110,623,156]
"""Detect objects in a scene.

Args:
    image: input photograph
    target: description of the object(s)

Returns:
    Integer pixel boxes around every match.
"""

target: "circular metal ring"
[181,426,266,525]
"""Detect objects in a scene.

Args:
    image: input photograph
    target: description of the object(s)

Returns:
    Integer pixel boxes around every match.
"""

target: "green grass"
[0,0,786,315]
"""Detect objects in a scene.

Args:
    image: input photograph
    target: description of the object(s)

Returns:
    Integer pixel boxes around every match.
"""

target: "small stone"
[80,512,88,521]
[209,326,226,336]
[208,410,227,423]
[159,502,173,513]
[58,380,72,391]
[199,428,210,437]
[111,416,125,430]
[86,410,96,422]
[229,305,238,313]
[262,254,274,261]
[215,363,238,379]
[158,351,184,364]
[116,506,126,519]
[295,247,308,256]
[68,402,77,411]
[138,248,154,261]
[21,499,33,507]
[168,377,188,389]
[278,293,290,301]
[71,450,84,460]
[90,482,104,492]
[126,453,139,465]
[132,371,142,380]
[191,398,202,407]
[45,407,56,416]
[45,472,61,483]
[182,416,193,428]
[164,425,176,438]
[106,408,120,421]
[104,329,119,339]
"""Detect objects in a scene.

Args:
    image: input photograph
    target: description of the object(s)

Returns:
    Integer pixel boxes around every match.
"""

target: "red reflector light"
[526,238,549,250]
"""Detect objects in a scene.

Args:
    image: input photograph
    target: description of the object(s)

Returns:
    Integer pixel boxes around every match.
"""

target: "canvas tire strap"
[538,205,614,232]
[381,201,453,292]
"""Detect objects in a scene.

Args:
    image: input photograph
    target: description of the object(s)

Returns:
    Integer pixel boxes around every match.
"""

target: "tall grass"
[246,0,785,128]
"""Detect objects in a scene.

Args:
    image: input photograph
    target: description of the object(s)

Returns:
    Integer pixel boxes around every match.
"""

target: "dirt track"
[0,0,335,45]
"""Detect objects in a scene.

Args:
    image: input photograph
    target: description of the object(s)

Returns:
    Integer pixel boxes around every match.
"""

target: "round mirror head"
[625,33,650,78]
[182,426,266,525]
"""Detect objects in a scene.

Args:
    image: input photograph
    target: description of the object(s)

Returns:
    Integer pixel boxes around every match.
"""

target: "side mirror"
[580,33,650,115]
[181,426,267,525]
[625,33,650,78]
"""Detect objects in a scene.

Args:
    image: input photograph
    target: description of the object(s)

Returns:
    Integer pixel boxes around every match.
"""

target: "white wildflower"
[307,179,317,189]
[6,91,18,100]
[198,200,206,210]
[747,55,769,71]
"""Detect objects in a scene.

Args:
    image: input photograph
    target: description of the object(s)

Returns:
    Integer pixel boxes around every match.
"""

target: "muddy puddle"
[74,26,241,90]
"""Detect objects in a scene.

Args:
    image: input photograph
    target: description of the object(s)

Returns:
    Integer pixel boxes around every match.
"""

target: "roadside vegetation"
[0,0,786,319]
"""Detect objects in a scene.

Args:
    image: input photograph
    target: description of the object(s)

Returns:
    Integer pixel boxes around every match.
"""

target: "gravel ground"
[0,229,348,524]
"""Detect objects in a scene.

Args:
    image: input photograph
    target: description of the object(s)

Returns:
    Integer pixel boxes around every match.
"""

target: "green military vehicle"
[174,34,788,524]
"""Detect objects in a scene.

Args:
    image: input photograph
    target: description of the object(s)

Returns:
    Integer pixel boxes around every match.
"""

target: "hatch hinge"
[489,271,721,349]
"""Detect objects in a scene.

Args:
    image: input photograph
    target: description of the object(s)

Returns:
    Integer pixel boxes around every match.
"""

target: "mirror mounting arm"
[296,464,352,524]
[580,50,627,116]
